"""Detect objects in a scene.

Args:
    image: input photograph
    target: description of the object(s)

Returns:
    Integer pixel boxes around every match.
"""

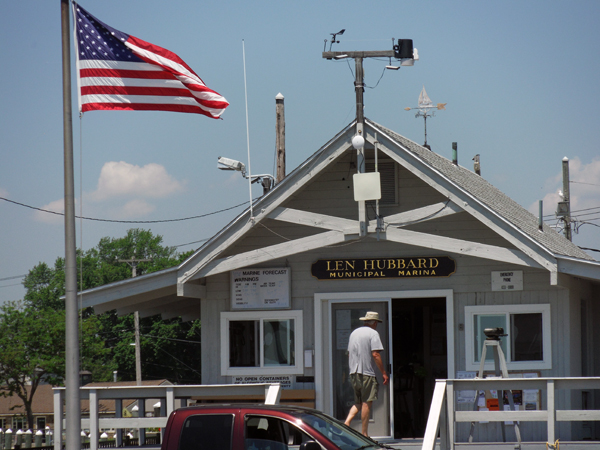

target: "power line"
[543,205,600,219]
[580,247,600,253]
[173,238,210,248]
[0,196,250,224]
[572,181,600,187]
[0,282,23,289]
[0,274,27,282]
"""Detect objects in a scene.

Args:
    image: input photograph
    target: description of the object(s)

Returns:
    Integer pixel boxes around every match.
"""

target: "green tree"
[0,301,109,429]
[22,229,200,384]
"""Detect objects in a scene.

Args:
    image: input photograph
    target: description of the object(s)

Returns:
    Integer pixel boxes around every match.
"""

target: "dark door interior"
[392,298,447,438]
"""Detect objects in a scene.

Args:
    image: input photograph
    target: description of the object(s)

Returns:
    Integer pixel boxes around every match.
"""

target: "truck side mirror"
[300,441,321,450]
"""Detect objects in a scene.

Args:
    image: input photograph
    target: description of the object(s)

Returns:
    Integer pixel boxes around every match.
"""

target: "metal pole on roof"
[275,93,286,183]
[60,1,81,449]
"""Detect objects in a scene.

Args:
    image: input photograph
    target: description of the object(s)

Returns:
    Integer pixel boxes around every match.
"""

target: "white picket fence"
[423,377,600,450]
[53,383,281,450]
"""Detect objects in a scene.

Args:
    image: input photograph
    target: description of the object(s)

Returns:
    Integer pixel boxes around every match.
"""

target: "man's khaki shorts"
[350,373,379,404]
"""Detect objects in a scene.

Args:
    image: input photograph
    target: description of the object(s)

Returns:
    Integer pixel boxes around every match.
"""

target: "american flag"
[74,4,229,118]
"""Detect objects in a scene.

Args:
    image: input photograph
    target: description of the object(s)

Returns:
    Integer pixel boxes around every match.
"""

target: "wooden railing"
[53,383,281,450]
[422,377,600,450]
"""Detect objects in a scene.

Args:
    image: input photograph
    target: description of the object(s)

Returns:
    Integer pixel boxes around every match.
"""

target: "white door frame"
[314,289,455,419]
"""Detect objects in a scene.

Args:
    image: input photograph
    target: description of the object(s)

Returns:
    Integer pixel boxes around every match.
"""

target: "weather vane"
[324,29,345,52]
[405,86,446,150]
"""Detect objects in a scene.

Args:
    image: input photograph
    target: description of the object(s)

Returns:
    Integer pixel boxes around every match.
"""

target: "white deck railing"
[53,383,281,450]
[422,377,600,450]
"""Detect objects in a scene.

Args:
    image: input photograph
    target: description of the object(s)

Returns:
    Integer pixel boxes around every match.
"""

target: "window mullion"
[259,319,264,369]
[505,312,512,363]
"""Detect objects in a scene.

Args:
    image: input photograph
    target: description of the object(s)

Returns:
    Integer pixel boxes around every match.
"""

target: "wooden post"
[355,57,364,127]
[276,93,285,183]
[547,379,556,443]
[89,390,98,450]
[53,389,64,450]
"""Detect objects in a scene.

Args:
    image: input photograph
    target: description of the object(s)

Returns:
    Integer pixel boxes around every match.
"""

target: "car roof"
[175,403,320,414]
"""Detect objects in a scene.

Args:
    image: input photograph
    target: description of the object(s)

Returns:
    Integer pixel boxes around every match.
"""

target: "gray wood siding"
[197,153,596,442]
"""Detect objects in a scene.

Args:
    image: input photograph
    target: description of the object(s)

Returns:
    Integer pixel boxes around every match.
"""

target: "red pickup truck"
[161,404,390,450]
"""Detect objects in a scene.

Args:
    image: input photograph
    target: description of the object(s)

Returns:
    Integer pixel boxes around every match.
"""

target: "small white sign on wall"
[491,270,523,291]
[231,267,291,310]
[233,375,292,389]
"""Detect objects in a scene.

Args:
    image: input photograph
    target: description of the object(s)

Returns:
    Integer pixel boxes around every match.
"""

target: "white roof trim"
[556,256,600,282]
[80,267,178,309]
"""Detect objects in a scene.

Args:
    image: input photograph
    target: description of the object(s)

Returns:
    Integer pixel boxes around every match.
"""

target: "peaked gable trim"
[177,123,357,285]
[365,122,560,284]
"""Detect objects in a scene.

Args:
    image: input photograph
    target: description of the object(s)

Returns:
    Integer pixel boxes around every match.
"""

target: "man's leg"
[360,401,372,436]
[344,404,360,426]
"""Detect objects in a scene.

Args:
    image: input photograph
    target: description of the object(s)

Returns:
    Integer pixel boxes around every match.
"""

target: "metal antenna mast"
[323,37,418,236]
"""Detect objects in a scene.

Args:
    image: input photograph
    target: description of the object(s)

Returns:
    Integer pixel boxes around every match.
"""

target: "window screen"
[511,313,543,361]
[230,320,259,367]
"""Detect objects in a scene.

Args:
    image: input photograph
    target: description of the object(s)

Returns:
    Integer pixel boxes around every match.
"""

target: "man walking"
[344,311,389,436]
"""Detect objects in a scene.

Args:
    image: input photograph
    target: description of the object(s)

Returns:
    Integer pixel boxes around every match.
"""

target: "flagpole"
[60,2,81,450]
[242,40,254,221]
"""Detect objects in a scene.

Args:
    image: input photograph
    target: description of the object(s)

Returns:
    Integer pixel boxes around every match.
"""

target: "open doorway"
[392,298,447,438]
[331,302,390,438]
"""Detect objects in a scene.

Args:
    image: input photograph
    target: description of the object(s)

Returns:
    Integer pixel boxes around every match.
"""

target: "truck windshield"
[297,411,382,450]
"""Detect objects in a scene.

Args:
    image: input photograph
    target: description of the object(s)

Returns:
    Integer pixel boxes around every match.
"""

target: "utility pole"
[561,157,572,241]
[118,257,151,385]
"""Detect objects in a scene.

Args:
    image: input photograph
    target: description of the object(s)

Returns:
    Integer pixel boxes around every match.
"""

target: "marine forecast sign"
[231,268,291,310]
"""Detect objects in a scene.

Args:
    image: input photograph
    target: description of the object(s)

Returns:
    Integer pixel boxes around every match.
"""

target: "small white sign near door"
[491,271,523,291]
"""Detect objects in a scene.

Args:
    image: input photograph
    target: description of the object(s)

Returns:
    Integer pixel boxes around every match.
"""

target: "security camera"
[218,156,246,175]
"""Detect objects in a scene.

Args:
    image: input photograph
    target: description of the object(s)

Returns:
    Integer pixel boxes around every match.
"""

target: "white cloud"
[91,161,185,201]
[114,199,156,219]
[32,161,185,224]
[0,187,8,198]
[34,198,67,225]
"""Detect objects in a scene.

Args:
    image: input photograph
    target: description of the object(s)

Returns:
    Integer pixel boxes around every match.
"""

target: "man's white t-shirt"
[347,325,384,377]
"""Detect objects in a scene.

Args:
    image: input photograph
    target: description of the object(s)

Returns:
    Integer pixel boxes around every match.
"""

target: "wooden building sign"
[311,256,456,280]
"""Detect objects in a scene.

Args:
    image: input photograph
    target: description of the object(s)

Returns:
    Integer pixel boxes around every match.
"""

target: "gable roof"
[80,118,600,318]
[367,119,593,261]
[0,384,55,417]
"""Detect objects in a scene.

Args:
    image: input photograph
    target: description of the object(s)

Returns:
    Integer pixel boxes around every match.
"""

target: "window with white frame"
[464,304,552,371]
[221,310,303,376]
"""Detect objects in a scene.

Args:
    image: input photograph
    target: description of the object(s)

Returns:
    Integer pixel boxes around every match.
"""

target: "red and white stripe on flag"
[74,4,229,118]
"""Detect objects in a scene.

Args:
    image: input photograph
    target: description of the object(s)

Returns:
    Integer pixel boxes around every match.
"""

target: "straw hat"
[359,311,382,322]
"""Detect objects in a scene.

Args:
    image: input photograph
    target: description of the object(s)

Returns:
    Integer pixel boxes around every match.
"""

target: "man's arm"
[372,350,389,385]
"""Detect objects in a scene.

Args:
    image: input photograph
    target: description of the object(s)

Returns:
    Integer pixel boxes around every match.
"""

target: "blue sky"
[2,0,600,303]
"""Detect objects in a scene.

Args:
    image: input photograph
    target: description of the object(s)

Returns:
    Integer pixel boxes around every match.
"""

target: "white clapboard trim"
[177,282,206,299]
[384,227,540,267]
[383,201,463,226]
[196,230,352,278]
[268,207,358,232]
